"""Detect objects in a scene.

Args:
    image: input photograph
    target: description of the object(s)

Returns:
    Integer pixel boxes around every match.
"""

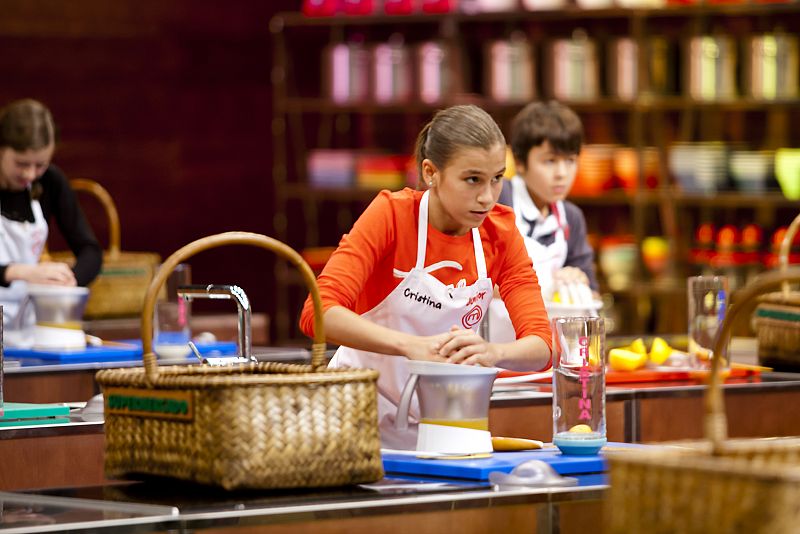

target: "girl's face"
[424,143,506,236]
[0,144,54,191]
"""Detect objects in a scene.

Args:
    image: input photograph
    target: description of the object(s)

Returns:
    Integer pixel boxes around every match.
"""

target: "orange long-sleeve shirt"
[299,188,552,355]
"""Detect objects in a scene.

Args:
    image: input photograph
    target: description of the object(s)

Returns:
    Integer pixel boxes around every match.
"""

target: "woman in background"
[0,98,101,346]
[300,104,551,449]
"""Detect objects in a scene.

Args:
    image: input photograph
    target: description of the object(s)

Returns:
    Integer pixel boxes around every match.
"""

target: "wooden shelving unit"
[270,4,800,344]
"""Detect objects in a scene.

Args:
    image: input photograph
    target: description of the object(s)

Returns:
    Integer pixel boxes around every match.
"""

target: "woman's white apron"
[0,192,49,348]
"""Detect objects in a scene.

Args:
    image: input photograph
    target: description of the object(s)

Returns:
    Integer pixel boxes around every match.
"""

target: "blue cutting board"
[5,344,141,363]
[5,340,237,363]
[121,339,238,356]
[383,448,607,481]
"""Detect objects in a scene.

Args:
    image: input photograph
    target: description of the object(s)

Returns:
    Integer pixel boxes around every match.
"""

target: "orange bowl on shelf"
[574,144,617,195]
[613,147,660,192]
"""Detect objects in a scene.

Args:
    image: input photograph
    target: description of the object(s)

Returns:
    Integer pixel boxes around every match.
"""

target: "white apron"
[488,176,567,343]
[329,190,494,449]
[0,192,49,348]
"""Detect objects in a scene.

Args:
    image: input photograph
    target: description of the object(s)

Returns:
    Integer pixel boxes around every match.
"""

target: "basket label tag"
[105,388,193,421]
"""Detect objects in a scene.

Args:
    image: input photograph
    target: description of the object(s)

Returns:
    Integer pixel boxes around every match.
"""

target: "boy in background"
[489,101,598,342]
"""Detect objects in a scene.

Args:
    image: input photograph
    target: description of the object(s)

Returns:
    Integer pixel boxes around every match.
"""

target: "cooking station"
[0,370,798,533]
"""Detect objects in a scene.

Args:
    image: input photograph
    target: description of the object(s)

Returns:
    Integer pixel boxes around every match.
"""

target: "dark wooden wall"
[0,0,297,341]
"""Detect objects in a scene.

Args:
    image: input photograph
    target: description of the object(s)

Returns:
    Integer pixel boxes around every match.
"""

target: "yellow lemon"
[649,336,673,366]
[688,339,712,361]
[629,338,647,356]
[552,291,562,303]
[609,348,648,372]
[588,345,601,366]
[569,424,593,433]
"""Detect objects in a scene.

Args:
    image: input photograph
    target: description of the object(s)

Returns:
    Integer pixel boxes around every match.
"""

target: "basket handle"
[779,212,800,298]
[140,232,326,382]
[707,265,800,454]
[70,178,122,260]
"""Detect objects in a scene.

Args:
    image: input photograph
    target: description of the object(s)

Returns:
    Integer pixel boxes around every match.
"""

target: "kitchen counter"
[490,372,800,443]
[0,409,106,492]
[4,472,606,534]
[3,371,799,493]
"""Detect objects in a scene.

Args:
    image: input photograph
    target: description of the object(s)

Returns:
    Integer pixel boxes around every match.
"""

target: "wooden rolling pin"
[492,436,545,451]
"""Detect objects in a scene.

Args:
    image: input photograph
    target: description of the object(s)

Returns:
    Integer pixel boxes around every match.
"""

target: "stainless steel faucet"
[177,284,255,362]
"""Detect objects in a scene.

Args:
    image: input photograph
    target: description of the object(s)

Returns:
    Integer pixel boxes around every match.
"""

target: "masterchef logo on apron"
[462,305,483,328]
[462,290,487,328]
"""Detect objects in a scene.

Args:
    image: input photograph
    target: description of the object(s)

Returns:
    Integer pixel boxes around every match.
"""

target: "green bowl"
[775,149,800,200]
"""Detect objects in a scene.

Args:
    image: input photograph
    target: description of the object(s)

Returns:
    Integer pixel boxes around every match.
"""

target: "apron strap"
[416,191,430,270]
[417,189,487,278]
[472,227,487,279]
[551,201,570,241]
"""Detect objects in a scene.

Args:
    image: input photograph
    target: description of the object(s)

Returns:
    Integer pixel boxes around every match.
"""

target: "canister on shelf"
[373,34,413,104]
[416,40,462,104]
[324,39,370,104]
[607,36,673,100]
[686,35,737,101]
[743,33,799,100]
[484,32,535,103]
[545,30,599,101]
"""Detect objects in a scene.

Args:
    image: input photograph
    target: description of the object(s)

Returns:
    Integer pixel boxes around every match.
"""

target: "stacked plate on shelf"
[728,150,774,193]
[668,142,728,193]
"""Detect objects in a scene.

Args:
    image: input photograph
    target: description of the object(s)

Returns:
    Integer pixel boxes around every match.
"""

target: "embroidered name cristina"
[404,288,442,309]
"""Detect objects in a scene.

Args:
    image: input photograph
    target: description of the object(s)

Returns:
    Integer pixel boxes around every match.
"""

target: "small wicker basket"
[44,178,161,319]
[754,212,800,370]
[605,266,800,534]
[95,231,383,490]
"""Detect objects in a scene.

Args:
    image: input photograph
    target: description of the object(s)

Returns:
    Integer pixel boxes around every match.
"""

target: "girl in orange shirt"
[300,104,551,448]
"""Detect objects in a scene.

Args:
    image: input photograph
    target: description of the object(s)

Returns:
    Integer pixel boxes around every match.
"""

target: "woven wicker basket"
[754,212,800,370]
[44,178,161,319]
[95,231,383,490]
[605,266,800,534]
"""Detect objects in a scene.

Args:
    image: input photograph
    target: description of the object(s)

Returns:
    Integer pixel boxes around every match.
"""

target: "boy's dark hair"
[510,101,583,165]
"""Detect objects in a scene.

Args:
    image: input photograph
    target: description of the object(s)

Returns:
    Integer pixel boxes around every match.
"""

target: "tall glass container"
[552,316,606,455]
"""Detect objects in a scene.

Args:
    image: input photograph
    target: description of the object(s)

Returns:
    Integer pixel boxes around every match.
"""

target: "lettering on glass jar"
[578,336,591,421]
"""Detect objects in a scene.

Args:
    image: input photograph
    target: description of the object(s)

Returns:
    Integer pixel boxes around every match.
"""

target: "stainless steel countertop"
[8,474,605,533]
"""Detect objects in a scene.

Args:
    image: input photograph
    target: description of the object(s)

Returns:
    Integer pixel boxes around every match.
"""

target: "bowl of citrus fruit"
[608,336,690,372]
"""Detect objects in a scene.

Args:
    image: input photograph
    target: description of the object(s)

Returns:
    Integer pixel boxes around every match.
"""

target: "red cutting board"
[498,367,759,384]
[605,367,759,383]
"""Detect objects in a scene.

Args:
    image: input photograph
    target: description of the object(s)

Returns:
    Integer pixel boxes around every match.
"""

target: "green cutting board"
[0,402,70,420]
